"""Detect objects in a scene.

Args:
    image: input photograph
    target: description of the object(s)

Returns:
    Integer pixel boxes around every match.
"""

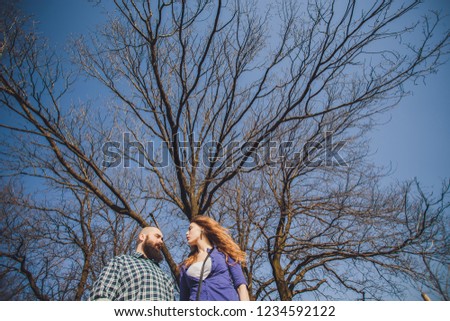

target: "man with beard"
[89,227,174,301]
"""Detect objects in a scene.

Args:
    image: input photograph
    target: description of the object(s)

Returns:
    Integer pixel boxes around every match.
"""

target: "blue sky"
[370,0,450,192]
[371,61,450,191]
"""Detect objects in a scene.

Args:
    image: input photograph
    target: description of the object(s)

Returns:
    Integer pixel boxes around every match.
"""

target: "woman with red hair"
[179,215,250,301]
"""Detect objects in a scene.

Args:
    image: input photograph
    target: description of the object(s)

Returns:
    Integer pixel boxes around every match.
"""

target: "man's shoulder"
[108,253,139,263]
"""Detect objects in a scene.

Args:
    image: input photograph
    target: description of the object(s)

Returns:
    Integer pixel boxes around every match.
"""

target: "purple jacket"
[179,247,247,301]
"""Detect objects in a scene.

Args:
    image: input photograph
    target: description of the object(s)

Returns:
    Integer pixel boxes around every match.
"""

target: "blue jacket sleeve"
[227,258,247,289]
[179,266,191,301]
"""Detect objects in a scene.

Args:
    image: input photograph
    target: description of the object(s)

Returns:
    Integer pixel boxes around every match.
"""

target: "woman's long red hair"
[183,215,246,268]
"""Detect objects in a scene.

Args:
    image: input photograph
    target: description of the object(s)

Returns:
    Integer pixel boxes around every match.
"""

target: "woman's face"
[186,222,202,246]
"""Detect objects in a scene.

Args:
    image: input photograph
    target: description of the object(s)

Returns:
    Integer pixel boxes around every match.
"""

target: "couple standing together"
[89,216,249,301]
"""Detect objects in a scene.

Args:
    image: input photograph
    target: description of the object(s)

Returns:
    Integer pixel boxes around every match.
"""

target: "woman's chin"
[187,240,194,246]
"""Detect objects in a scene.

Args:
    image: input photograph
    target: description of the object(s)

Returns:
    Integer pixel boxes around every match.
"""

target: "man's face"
[143,231,164,263]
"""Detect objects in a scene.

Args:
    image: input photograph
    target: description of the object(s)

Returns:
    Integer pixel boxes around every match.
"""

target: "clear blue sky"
[371,60,450,191]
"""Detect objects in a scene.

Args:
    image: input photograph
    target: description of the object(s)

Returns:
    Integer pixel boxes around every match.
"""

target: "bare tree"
[1,0,449,300]
[258,145,449,300]
[409,181,450,301]
[70,0,449,221]
[0,178,143,300]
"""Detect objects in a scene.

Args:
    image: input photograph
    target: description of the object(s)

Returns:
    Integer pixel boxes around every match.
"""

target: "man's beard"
[143,237,164,263]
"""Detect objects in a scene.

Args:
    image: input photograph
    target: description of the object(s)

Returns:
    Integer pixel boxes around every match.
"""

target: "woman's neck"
[196,240,213,253]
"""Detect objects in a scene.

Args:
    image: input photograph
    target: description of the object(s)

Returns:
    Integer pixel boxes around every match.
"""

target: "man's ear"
[138,233,146,243]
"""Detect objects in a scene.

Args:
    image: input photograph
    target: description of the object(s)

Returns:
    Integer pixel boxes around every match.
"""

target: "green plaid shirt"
[89,252,174,301]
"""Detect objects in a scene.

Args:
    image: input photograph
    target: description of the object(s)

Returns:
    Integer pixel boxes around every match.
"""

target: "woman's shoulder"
[212,248,238,264]
[211,247,226,258]
[178,262,188,274]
